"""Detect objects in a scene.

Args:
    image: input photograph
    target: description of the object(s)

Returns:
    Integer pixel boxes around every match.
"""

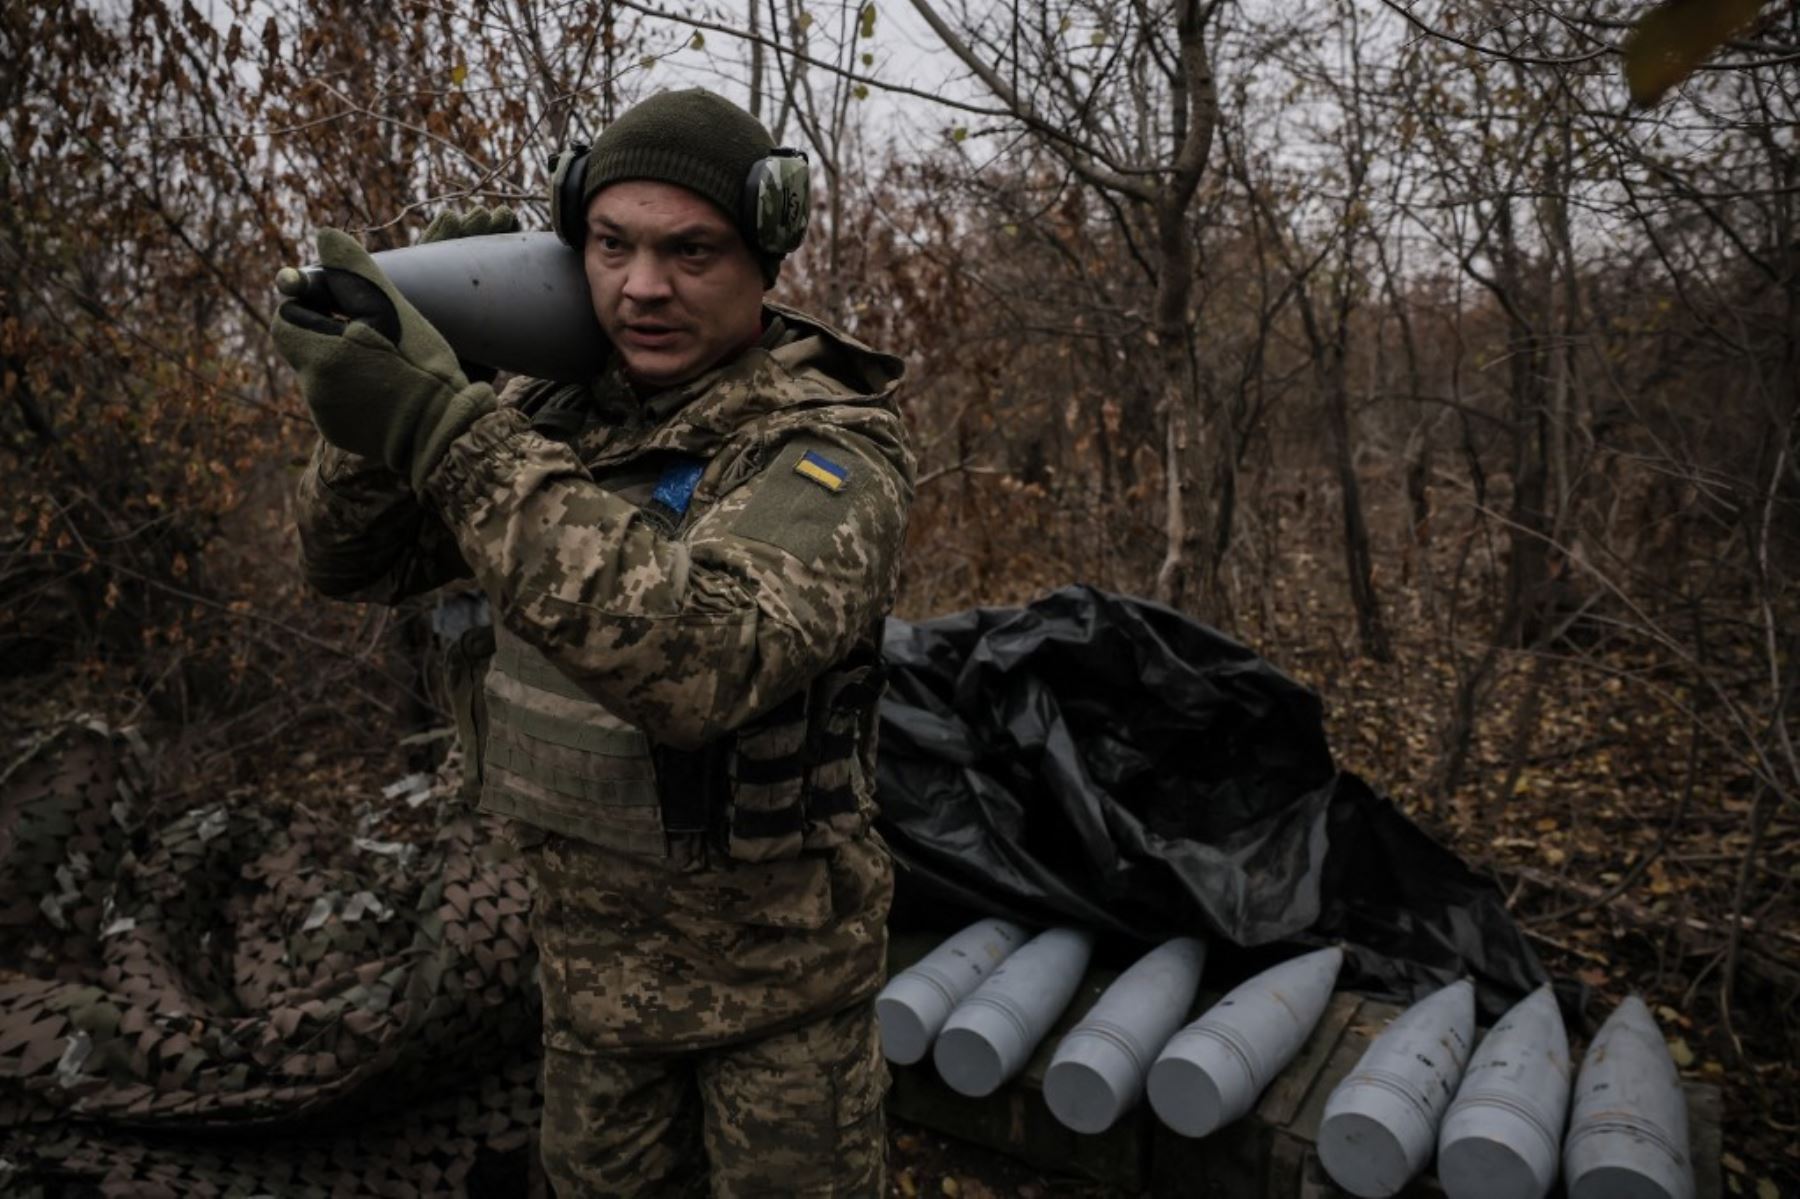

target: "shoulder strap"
[520,381,591,440]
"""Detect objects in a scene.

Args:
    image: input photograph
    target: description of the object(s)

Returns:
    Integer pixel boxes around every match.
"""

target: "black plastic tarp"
[875,585,1550,1022]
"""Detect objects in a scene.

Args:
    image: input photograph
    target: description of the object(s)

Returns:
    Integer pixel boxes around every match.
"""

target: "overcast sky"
[616,1,994,158]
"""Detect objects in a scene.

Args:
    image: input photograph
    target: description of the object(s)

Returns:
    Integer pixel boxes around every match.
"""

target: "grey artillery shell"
[1438,984,1572,1199]
[1044,937,1207,1134]
[285,233,608,382]
[1147,945,1344,1138]
[877,918,1028,1065]
[1564,995,1695,1199]
[1318,978,1476,1198]
[933,928,1095,1098]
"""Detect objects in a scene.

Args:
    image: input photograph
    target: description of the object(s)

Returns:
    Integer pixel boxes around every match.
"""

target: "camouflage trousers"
[540,1000,887,1197]
[513,826,894,1196]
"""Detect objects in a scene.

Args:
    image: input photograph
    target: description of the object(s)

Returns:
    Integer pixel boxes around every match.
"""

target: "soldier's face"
[583,181,766,389]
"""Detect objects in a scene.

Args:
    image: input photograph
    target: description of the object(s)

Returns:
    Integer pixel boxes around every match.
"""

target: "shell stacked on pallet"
[934,927,1095,1098]
[1147,945,1344,1138]
[1437,984,1572,1199]
[1317,978,1476,1198]
[1564,996,1695,1199]
[1043,937,1207,1134]
[877,918,1028,1064]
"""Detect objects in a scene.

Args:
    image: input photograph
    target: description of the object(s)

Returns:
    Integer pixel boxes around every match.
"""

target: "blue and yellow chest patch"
[793,449,850,493]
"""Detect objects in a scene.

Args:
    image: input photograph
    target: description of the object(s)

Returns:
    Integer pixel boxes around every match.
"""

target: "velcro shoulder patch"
[794,449,849,492]
[728,437,864,560]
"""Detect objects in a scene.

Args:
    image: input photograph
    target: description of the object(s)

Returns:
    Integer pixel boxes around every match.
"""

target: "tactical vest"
[469,393,886,864]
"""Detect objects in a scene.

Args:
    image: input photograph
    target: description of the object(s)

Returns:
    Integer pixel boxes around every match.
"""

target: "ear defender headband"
[548,143,812,258]
[548,143,592,250]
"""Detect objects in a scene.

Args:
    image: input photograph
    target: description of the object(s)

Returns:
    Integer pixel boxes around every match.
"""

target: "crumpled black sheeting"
[874,585,1548,1021]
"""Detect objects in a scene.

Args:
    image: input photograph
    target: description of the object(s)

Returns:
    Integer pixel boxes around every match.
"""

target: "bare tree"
[908,0,1228,612]
[1228,0,1395,660]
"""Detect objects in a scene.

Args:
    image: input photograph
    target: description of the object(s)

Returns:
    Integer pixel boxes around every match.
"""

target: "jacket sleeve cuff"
[408,380,498,493]
[419,406,593,531]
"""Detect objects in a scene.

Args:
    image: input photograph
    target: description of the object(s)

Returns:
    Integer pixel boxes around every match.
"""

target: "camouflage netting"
[0,719,542,1197]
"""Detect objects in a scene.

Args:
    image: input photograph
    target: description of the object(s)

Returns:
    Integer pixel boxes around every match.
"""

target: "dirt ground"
[888,1119,1118,1198]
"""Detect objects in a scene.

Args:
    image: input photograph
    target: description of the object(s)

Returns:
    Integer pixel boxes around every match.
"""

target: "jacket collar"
[589,314,793,427]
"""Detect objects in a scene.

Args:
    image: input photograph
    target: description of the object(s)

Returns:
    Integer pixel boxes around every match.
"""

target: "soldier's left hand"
[272,228,495,491]
[421,204,520,244]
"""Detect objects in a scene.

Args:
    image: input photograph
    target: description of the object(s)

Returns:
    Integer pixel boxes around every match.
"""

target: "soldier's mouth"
[623,324,684,346]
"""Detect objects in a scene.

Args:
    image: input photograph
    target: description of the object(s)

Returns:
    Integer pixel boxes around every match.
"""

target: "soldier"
[273,88,913,1196]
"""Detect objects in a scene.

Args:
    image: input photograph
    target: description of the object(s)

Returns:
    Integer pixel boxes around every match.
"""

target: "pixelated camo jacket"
[297,301,916,754]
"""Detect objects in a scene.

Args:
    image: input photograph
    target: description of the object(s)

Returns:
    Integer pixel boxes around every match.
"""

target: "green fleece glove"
[272,228,495,492]
[421,204,519,243]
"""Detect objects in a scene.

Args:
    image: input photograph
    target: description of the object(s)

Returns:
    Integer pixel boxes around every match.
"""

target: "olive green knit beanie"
[582,88,781,277]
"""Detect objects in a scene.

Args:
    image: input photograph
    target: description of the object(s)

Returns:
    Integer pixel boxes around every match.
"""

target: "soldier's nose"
[620,258,674,304]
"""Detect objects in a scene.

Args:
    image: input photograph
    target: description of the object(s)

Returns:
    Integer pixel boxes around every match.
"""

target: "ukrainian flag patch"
[794,449,849,493]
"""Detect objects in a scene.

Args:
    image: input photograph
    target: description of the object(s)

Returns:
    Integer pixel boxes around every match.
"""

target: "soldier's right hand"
[420,205,520,244]
[272,228,495,492]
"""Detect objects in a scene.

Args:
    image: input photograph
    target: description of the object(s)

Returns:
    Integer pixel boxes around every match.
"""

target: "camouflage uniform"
[296,304,913,1196]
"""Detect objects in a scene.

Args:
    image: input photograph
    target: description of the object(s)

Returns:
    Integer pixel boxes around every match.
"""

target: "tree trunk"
[1151,0,1221,613]
[1322,343,1392,660]
[1152,196,1209,611]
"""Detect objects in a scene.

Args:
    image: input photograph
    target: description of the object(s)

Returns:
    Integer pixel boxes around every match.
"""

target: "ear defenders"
[548,142,592,250]
[548,143,811,257]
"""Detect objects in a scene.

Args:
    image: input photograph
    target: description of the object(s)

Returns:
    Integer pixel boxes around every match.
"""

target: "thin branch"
[608,0,1020,122]
[1378,0,1611,67]
[906,0,1154,199]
